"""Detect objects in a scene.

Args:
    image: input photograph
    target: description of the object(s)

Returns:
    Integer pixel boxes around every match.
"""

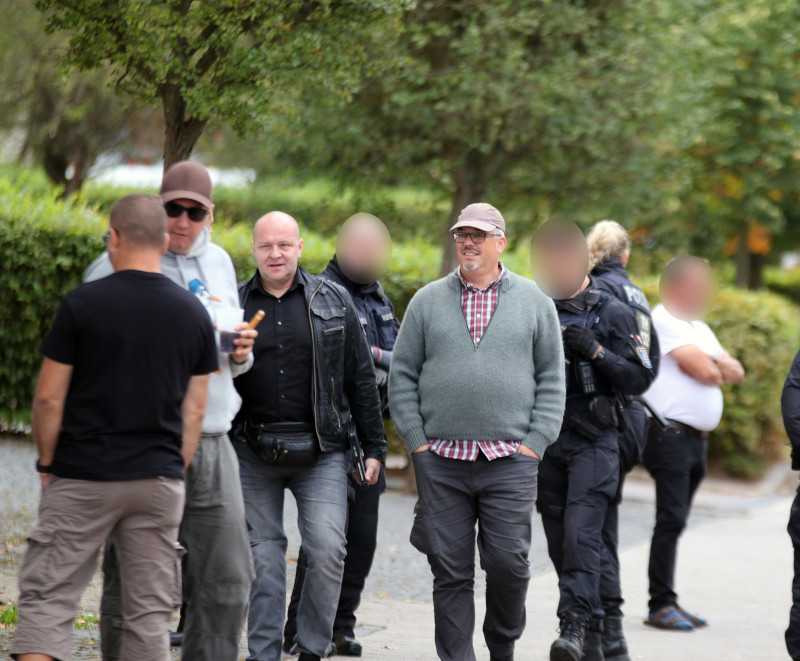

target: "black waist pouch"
[245,423,319,467]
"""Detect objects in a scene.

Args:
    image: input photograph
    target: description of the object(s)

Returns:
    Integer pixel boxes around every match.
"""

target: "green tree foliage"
[34,0,407,168]
[0,0,132,194]
[278,0,684,272]
[677,0,800,288]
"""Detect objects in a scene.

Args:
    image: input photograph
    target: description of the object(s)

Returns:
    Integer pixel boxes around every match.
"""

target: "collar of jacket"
[325,256,381,296]
[591,257,627,278]
[240,266,333,305]
[447,265,513,292]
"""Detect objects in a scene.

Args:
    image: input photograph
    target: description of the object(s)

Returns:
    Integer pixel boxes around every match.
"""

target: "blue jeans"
[235,439,349,661]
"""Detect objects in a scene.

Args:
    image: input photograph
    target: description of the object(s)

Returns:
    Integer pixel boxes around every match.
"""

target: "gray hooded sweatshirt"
[84,228,252,435]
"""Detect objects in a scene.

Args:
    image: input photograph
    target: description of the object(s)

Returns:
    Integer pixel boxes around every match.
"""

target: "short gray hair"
[586,220,630,268]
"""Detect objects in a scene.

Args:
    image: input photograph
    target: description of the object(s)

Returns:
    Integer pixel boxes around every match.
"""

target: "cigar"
[245,310,266,330]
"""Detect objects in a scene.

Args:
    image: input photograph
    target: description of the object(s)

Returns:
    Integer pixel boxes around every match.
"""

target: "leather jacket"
[239,268,387,460]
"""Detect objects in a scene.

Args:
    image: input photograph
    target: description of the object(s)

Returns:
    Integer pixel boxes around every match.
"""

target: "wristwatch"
[35,460,52,474]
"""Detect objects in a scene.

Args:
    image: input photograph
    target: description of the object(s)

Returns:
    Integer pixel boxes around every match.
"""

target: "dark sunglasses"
[164,201,209,222]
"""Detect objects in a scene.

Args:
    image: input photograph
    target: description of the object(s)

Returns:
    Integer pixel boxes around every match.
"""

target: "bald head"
[336,212,391,284]
[254,211,301,241]
[252,211,304,293]
[110,194,168,249]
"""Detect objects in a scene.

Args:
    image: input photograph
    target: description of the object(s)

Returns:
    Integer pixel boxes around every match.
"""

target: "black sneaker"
[333,634,363,657]
[602,616,630,661]
[298,653,321,661]
[551,618,586,661]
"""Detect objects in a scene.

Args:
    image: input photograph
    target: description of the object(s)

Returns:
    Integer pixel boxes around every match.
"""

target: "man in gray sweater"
[389,203,566,661]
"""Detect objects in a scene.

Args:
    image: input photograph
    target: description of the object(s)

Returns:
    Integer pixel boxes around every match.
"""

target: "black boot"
[581,621,605,661]
[550,617,586,661]
[333,633,363,657]
[602,616,630,661]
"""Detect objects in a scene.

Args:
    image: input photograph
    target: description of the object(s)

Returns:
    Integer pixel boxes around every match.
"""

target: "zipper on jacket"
[331,377,342,431]
[307,281,324,444]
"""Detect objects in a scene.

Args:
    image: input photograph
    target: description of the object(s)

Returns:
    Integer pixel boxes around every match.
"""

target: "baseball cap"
[160,161,214,209]
[450,202,506,234]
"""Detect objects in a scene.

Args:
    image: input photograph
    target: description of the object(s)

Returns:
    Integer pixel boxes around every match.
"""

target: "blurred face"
[665,263,714,319]
[337,222,391,284]
[164,198,211,255]
[453,226,507,275]
[253,216,303,288]
[533,237,589,300]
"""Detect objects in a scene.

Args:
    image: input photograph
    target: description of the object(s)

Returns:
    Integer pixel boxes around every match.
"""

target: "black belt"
[666,419,709,441]
[243,419,314,435]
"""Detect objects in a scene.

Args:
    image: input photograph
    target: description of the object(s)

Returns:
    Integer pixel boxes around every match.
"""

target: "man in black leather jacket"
[233,211,385,661]
[285,213,398,657]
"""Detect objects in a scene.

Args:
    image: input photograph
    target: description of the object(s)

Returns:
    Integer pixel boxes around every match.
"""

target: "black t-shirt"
[234,275,314,426]
[42,270,219,481]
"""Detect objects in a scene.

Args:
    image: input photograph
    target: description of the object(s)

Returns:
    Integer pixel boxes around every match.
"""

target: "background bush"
[1,171,797,478]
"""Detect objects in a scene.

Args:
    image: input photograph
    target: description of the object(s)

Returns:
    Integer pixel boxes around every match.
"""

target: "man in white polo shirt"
[642,256,744,632]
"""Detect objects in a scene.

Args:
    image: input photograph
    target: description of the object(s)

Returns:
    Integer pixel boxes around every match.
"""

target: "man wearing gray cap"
[390,203,566,661]
[85,161,256,661]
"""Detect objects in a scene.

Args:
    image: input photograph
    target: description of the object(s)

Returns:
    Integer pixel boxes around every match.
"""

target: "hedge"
[1,171,797,478]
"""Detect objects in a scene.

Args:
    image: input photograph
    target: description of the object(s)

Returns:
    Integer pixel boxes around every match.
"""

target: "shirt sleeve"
[653,308,694,356]
[41,299,79,365]
[193,310,220,376]
[698,321,725,358]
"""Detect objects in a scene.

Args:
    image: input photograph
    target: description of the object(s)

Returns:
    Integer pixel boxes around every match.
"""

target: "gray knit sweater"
[389,269,566,457]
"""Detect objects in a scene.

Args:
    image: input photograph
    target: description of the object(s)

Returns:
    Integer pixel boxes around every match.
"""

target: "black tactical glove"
[562,325,601,360]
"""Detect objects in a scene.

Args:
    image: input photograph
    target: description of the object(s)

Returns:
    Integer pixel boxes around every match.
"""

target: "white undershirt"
[642,304,725,432]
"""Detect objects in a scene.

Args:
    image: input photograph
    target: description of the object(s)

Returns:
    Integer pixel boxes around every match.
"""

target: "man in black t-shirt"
[11,194,218,661]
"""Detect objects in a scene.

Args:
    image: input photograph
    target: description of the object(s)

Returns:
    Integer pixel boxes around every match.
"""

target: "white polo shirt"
[642,303,725,432]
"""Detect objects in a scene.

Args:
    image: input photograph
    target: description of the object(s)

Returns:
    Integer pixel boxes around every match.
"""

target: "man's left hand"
[365,458,382,485]
[231,325,257,364]
[562,325,601,360]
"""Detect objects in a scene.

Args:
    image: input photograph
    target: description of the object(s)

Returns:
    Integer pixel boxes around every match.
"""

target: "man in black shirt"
[233,211,386,661]
[285,213,399,657]
[11,195,218,661]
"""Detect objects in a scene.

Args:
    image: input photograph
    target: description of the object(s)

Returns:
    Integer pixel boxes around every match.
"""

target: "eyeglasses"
[452,229,504,244]
[164,201,209,222]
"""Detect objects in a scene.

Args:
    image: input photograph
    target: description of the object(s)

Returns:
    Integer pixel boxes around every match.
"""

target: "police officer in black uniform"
[782,351,800,661]
[285,213,398,657]
[587,220,660,661]
[532,221,657,661]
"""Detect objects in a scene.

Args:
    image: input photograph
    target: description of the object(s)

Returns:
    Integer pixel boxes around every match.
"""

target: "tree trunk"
[161,85,208,170]
[439,151,487,275]
[734,227,764,290]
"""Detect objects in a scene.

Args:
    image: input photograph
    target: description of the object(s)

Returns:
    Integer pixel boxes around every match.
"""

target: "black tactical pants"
[285,471,386,644]
[642,422,707,612]
[538,429,620,622]
[600,402,650,618]
[786,484,800,660]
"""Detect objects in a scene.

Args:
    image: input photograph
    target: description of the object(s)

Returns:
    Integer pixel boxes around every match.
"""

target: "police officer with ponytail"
[587,220,661,661]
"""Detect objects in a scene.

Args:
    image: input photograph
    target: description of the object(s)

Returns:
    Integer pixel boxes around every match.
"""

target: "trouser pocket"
[171,543,187,608]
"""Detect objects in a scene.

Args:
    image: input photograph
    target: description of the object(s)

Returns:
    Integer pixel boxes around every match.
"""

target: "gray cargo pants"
[101,433,254,661]
[12,476,184,661]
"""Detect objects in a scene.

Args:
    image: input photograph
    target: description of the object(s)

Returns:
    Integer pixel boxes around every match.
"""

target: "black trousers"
[642,422,707,612]
[411,450,538,661]
[600,402,650,619]
[786,484,800,660]
[538,429,620,623]
[285,470,385,644]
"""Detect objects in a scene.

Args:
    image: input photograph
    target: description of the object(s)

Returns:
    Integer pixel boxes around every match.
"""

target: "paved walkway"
[353,493,795,660]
